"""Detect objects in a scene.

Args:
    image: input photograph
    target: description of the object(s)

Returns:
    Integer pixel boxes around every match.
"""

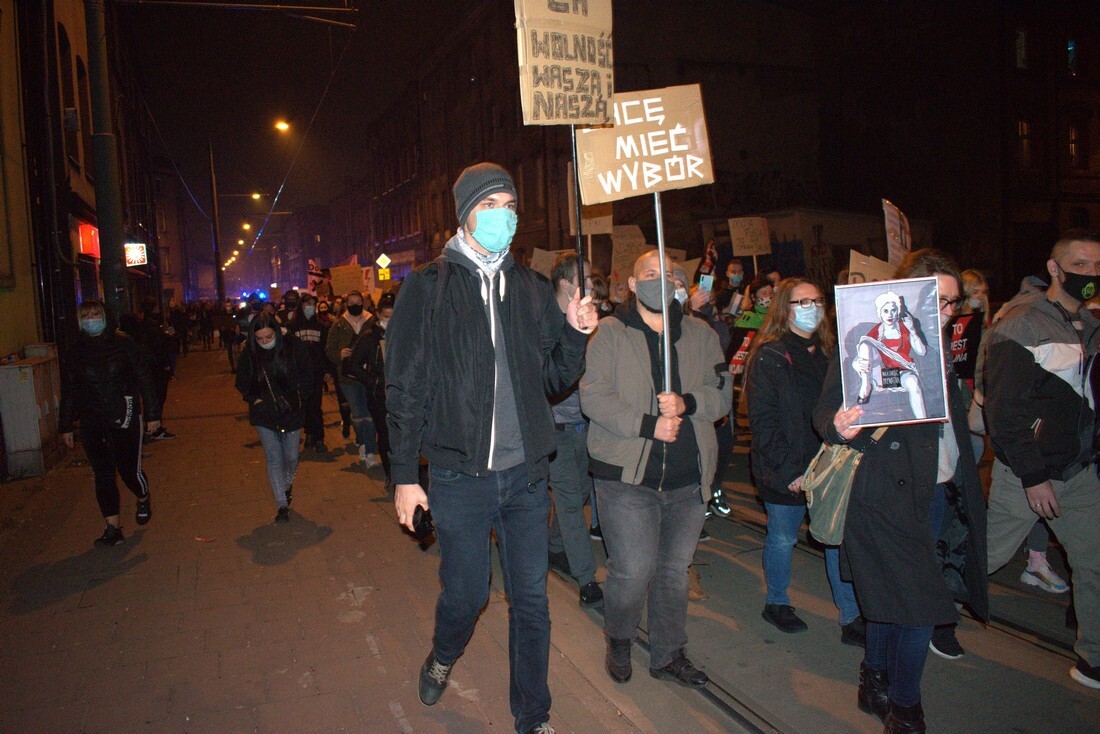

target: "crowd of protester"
[56,159,1100,734]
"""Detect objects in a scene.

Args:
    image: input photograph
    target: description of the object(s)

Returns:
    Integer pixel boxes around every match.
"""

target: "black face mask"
[1058,263,1099,302]
[250,302,263,313]
[346,303,364,316]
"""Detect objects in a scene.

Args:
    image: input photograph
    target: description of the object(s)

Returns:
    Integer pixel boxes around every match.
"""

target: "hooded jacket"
[58,330,161,430]
[982,279,1100,486]
[580,296,732,503]
[235,327,315,431]
[384,239,588,486]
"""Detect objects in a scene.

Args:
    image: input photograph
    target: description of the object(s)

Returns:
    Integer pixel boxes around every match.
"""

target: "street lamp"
[275,120,290,132]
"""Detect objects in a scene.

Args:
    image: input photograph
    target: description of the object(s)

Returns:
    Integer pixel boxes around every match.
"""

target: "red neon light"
[78,223,100,258]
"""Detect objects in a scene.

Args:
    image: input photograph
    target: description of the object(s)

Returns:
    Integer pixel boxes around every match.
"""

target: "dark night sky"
[117,1,471,213]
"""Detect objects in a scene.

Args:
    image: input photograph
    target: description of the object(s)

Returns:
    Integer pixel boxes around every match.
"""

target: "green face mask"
[471,208,517,253]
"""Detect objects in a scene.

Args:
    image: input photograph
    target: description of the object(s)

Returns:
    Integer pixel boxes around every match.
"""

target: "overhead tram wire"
[247,22,357,256]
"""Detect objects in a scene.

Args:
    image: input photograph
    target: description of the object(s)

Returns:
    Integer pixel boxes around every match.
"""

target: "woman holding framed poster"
[814,250,988,734]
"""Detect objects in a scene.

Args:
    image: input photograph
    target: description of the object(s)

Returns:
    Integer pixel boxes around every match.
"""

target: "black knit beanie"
[453,162,517,226]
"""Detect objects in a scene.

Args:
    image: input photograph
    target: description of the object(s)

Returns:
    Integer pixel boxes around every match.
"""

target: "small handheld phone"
[698,274,714,292]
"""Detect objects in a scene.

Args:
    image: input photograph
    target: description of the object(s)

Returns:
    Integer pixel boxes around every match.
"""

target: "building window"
[1017,120,1032,169]
[1015,30,1028,69]
[57,24,79,170]
[157,207,167,233]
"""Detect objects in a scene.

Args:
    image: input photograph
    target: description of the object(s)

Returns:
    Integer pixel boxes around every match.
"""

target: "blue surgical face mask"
[791,304,823,333]
[471,207,518,253]
[728,273,743,287]
[82,317,107,336]
[303,305,316,319]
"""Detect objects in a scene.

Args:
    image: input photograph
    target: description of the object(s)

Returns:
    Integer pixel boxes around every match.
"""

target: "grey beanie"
[453,162,517,225]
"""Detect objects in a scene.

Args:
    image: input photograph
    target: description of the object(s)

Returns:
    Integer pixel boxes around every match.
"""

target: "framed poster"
[835,276,947,427]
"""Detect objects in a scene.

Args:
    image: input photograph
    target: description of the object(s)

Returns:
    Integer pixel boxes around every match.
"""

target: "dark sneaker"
[841,617,867,648]
[1070,658,1100,689]
[525,723,555,734]
[418,651,453,706]
[928,626,964,660]
[589,524,603,540]
[605,637,632,683]
[579,581,603,607]
[135,495,152,526]
[649,651,708,687]
[94,525,125,548]
[548,550,572,577]
[698,527,711,542]
[152,427,176,440]
[341,422,351,439]
[275,507,290,524]
[709,494,732,517]
[884,700,925,733]
[762,604,808,633]
[285,485,293,507]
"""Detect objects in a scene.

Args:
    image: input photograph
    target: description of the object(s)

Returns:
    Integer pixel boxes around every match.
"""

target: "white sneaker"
[365,454,382,469]
[358,445,367,463]
[1020,563,1069,593]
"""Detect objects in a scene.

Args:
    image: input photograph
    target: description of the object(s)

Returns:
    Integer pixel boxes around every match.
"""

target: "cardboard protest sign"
[515,0,613,126]
[679,258,702,283]
[566,162,613,235]
[608,226,685,287]
[530,248,572,279]
[835,276,948,427]
[728,217,771,257]
[882,199,911,266]
[847,250,896,283]
[329,264,365,298]
[576,84,714,205]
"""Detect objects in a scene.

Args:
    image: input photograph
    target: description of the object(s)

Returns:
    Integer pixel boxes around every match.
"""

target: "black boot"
[884,700,926,733]
[857,663,889,721]
[605,637,632,683]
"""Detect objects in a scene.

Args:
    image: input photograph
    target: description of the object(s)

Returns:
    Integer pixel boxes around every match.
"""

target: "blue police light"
[257,291,267,300]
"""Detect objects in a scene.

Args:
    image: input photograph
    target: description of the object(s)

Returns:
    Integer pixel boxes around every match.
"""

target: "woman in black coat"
[235,313,315,523]
[745,278,863,643]
[58,299,161,547]
[813,250,988,734]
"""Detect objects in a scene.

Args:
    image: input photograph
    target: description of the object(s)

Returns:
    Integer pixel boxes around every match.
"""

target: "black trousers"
[304,375,325,443]
[366,389,390,479]
[82,418,148,518]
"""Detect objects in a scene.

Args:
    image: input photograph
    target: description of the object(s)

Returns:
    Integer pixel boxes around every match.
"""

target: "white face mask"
[674,288,688,304]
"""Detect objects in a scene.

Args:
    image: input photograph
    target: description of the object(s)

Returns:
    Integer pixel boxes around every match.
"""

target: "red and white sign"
[124,242,148,267]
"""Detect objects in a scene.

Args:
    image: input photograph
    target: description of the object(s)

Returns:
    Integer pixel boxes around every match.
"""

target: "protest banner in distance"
[728,217,771,257]
[329,264,365,298]
[847,250,896,283]
[515,0,613,126]
[608,225,684,287]
[882,198,911,266]
[576,84,714,205]
[566,162,613,235]
[530,248,573,279]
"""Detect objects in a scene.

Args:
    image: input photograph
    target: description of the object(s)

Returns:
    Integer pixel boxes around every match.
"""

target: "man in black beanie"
[387,162,598,734]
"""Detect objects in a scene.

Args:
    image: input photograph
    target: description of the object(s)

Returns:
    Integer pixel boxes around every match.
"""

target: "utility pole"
[209,142,225,302]
[84,0,128,322]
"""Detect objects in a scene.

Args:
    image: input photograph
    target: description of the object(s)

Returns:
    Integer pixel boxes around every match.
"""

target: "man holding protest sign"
[581,249,731,688]
[387,163,597,733]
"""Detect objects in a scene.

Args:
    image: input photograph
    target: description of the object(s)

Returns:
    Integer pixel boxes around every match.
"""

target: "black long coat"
[813,354,989,626]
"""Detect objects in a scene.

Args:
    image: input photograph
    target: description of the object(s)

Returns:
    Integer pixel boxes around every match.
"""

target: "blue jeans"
[339,379,377,452]
[596,479,706,668]
[865,622,934,706]
[428,463,551,733]
[763,502,861,625]
[255,426,300,508]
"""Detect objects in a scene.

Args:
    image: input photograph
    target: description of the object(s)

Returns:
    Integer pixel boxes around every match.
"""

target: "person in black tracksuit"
[58,300,161,547]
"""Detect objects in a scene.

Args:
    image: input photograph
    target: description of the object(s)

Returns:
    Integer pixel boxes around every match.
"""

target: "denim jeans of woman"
[428,463,551,733]
[763,502,861,624]
[339,379,377,452]
[255,426,300,507]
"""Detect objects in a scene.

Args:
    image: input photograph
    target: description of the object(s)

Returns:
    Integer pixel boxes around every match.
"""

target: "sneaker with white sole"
[1070,658,1100,689]
[1020,564,1069,594]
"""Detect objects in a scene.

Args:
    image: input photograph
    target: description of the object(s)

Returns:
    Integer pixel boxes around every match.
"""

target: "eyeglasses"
[789,298,826,308]
[939,296,965,311]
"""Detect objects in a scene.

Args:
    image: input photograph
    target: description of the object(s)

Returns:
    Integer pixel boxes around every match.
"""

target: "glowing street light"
[242,223,252,231]
[237,239,245,245]
[251,192,261,200]
[232,249,239,256]
[275,120,289,132]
